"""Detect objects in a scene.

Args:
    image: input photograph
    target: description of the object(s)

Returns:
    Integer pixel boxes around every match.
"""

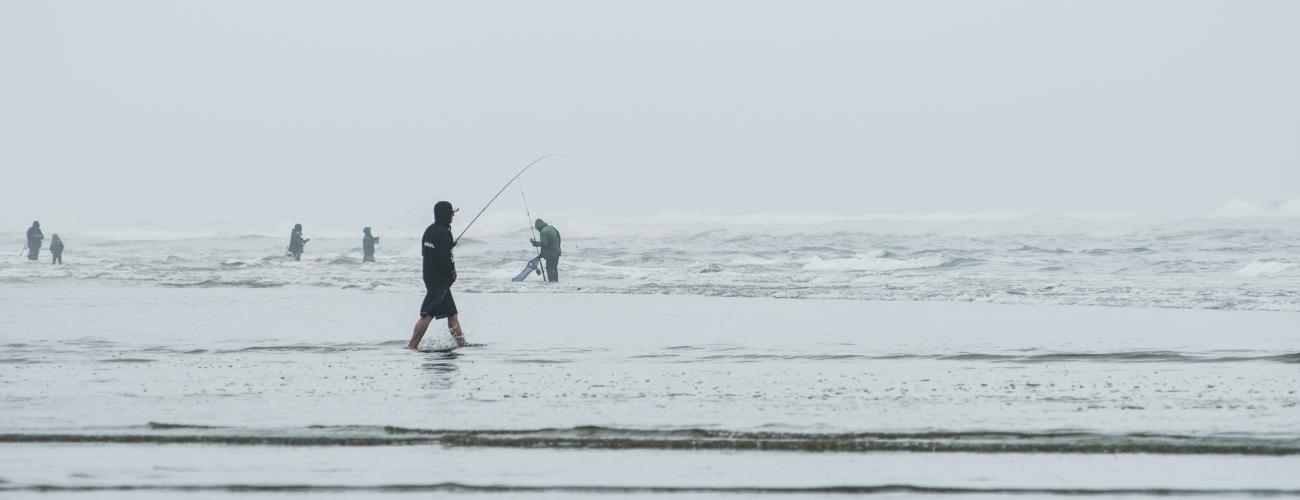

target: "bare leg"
[407,314,434,349]
[448,314,465,347]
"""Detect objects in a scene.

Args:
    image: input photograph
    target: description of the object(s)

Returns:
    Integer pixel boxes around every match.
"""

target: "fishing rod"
[455,153,568,245]
[377,196,439,239]
[518,176,545,279]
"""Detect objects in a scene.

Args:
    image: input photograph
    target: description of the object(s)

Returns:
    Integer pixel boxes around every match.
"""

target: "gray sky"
[3,0,1298,228]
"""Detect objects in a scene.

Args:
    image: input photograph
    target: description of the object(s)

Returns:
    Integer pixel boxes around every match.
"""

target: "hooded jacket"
[532,219,561,260]
[289,225,306,253]
[27,223,43,246]
[421,203,457,288]
[362,228,378,255]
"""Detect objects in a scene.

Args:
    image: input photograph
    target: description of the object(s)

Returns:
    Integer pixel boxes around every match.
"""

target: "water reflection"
[420,352,460,390]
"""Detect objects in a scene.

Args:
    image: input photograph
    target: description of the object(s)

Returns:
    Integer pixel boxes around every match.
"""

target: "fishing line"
[519,177,537,241]
[377,196,440,239]
[455,153,568,244]
[518,176,545,279]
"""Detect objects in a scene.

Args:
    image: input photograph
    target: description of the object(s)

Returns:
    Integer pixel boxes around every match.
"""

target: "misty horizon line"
[6,198,1299,241]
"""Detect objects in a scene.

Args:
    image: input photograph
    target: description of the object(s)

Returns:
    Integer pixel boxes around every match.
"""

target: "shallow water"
[1,283,1298,496]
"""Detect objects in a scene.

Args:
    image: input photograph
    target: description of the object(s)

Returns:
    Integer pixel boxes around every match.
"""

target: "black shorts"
[420,288,458,319]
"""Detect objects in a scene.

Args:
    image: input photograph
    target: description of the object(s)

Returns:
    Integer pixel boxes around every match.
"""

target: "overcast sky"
[2,0,1297,228]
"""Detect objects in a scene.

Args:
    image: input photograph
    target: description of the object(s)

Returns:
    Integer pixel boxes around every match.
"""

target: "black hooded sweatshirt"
[421,219,455,288]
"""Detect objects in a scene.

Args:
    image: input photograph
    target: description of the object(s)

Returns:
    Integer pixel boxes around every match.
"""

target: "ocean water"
[2,213,1298,498]
[4,212,1299,310]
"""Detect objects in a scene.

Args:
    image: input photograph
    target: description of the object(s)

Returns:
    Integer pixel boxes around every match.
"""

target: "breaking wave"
[1238,260,1299,277]
[802,254,960,272]
[1212,198,1300,219]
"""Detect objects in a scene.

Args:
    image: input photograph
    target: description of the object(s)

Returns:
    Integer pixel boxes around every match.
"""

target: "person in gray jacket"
[287,223,309,261]
[49,234,64,264]
[529,218,561,282]
[362,227,379,263]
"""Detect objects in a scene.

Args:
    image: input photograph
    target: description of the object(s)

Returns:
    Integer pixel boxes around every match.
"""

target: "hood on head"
[434,201,457,224]
[32,221,40,228]
[534,218,547,230]
[363,227,372,234]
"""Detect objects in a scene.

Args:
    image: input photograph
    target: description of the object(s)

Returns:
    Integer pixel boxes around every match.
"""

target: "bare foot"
[453,335,467,348]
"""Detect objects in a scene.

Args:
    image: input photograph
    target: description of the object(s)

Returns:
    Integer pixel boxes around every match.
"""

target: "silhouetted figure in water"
[288,223,309,261]
[362,227,379,263]
[25,221,43,261]
[530,218,561,282]
[408,201,465,349]
[49,234,64,264]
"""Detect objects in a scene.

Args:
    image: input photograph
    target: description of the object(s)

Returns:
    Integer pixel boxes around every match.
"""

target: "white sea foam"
[1237,260,1299,277]
[803,254,951,272]
[727,255,778,266]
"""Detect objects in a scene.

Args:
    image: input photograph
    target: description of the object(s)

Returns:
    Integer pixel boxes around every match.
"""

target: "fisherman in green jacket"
[530,218,561,282]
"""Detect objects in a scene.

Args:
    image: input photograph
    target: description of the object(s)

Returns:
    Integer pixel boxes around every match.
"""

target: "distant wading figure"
[362,227,379,263]
[408,201,465,349]
[50,234,64,264]
[25,221,43,261]
[287,223,309,261]
[530,218,561,282]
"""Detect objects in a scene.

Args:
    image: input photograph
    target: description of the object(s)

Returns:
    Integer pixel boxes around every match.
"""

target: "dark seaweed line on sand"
[4,483,1300,496]
[0,434,435,447]
[437,435,1300,455]
[3,431,1298,456]
[692,352,1300,364]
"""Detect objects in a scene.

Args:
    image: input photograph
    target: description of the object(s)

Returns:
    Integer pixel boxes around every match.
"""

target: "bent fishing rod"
[376,154,568,240]
[456,153,568,244]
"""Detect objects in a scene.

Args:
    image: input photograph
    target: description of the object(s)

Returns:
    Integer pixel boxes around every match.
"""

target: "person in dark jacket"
[361,227,379,263]
[49,234,64,264]
[25,221,43,261]
[287,224,309,261]
[530,218,561,282]
[408,201,465,349]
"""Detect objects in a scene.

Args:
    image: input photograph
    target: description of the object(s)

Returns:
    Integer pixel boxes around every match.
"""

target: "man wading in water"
[287,223,309,261]
[407,201,466,349]
[529,218,561,282]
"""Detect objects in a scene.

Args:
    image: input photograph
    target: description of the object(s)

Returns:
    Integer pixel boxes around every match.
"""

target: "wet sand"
[1,283,1298,497]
